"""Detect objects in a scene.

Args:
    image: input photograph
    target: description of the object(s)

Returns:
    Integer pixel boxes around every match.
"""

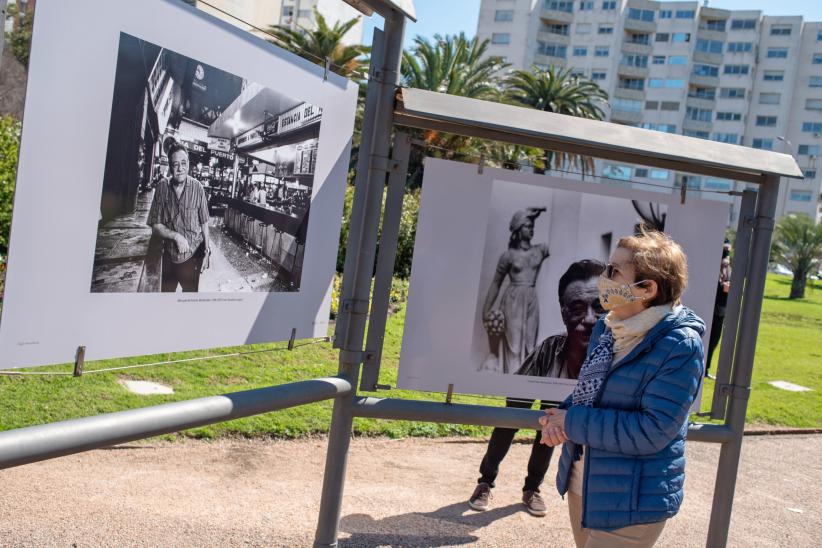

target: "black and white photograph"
[398,159,728,401]
[0,0,357,368]
[91,32,321,294]
[472,180,669,389]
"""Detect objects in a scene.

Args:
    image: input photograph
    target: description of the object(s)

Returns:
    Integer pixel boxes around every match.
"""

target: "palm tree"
[771,214,822,299]
[266,9,369,78]
[503,66,608,174]
[401,34,509,185]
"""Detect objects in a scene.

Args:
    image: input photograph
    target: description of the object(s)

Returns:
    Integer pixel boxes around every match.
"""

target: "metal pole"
[709,189,757,420]
[0,377,351,470]
[706,176,779,547]
[314,9,405,548]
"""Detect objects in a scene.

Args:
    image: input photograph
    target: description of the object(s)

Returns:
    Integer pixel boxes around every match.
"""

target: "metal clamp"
[718,383,752,400]
[369,154,392,174]
[341,299,370,315]
[339,349,365,365]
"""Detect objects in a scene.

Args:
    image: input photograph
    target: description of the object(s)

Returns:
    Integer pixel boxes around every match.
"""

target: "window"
[621,54,648,68]
[659,10,672,19]
[648,78,685,89]
[802,122,822,132]
[813,54,822,65]
[655,33,669,42]
[675,10,695,19]
[576,23,591,34]
[602,1,616,10]
[763,71,784,82]
[645,101,659,110]
[752,139,773,150]
[693,64,719,77]
[672,33,691,43]
[668,55,688,65]
[790,190,813,202]
[538,41,567,57]
[770,25,792,36]
[612,97,643,112]
[495,10,514,22]
[595,46,610,57]
[282,6,294,16]
[731,19,757,31]
[653,55,666,65]
[491,33,511,45]
[724,64,750,75]
[676,175,704,190]
[570,69,586,78]
[713,133,739,144]
[649,169,669,180]
[767,48,789,58]
[703,20,726,32]
[598,24,614,34]
[628,8,655,22]
[544,23,570,35]
[686,107,713,122]
[579,1,594,9]
[634,168,649,178]
[661,101,680,111]
[696,39,723,54]
[689,86,716,100]
[705,178,732,190]
[629,33,650,45]
[727,42,753,53]
[804,169,817,179]
[641,123,678,133]
[809,76,822,87]
[755,116,777,127]
[798,144,821,156]
[805,100,822,111]
[573,46,588,56]
[545,1,573,12]
[720,88,746,99]
[591,71,607,81]
[716,112,742,121]
[759,93,781,105]
[602,164,632,180]
[818,30,822,41]
[619,78,645,90]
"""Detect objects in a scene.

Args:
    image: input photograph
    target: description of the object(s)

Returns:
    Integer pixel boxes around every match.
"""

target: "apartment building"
[193,0,364,45]
[478,0,822,223]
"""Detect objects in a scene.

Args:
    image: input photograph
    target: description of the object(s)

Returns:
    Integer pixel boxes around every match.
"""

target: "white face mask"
[597,276,647,311]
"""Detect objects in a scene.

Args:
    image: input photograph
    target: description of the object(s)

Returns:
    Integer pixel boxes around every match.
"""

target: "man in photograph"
[468,259,605,516]
[147,142,211,292]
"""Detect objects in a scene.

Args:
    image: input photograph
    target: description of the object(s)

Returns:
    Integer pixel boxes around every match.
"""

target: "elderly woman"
[540,230,704,547]
[482,207,549,374]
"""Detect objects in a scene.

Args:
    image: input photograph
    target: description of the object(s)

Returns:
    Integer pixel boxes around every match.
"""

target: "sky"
[362,0,822,48]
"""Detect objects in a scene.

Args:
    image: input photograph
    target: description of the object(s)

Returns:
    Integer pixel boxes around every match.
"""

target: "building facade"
[192,0,364,45]
[477,0,822,223]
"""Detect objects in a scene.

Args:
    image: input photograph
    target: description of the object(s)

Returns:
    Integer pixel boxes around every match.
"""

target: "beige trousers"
[567,491,667,548]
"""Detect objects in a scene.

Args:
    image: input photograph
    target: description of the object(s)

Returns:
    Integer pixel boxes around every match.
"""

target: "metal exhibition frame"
[0,1,804,547]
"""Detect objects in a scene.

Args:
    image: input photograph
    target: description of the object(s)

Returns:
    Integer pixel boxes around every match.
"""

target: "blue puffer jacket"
[556,306,705,531]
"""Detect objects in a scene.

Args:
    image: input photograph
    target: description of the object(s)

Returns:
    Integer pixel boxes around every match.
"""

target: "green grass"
[1,273,820,438]
[698,274,822,428]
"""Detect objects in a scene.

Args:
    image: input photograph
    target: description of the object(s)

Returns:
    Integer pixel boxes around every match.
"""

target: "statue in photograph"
[481,207,549,374]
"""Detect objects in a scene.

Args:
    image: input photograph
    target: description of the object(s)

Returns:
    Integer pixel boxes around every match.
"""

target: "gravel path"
[0,434,819,547]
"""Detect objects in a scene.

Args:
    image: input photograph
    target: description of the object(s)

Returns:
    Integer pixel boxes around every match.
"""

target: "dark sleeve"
[197,183,209,225]
[563,333,704,456]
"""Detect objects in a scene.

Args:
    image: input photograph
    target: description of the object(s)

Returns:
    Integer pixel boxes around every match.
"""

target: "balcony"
[534,53,566,68]
[538,30,571,45]
[690,73,719,88]
[624,17,656,34]
[614,86,645,101]
[617,63,649,78]
[683,118,713,134]
[693,50,724,67]
[696,28,727,43]
[622,40,652,55]
[540,7,574,24]
[686,95,716,111]
[610,108,643,125]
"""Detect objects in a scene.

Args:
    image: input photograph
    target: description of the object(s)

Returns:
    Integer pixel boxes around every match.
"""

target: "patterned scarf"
[571,329,615,407]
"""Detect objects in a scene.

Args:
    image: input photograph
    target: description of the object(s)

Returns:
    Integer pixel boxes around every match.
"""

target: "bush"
[336,185,420,280]
[0,116,21,256]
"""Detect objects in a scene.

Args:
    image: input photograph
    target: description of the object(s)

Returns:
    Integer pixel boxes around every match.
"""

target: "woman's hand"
[539,408,568,446]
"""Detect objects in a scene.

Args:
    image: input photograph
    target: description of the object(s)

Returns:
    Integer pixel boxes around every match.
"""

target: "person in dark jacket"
[540,229,704,547]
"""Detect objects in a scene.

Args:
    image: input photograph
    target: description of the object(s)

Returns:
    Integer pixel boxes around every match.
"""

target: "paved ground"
[0,434,819,547]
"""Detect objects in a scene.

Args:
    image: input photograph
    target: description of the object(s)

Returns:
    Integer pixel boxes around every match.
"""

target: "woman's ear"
[641,280,658,302]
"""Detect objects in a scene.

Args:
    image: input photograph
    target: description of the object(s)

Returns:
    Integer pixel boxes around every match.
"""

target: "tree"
[5,2,33,68]
[401,34,509,185]
[266,9,369,78]
[0,115,21,256]
[503,66,608,174]
[771,214,822,299]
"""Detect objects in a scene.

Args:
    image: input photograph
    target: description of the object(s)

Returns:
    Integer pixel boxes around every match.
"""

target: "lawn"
[0,274,819,438]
